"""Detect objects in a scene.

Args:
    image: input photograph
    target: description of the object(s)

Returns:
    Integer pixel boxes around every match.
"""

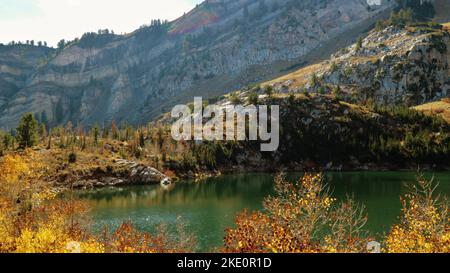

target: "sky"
[0,0,203,47]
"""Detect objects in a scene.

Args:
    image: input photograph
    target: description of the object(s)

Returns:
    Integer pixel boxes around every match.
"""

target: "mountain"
[0,45,54,120]
[0,0,395,129]
[433,0,450,23]
[265,22,450,106]
[164,22,450,171]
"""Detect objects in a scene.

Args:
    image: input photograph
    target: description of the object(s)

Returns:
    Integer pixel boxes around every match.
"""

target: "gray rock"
[73,159,170,189]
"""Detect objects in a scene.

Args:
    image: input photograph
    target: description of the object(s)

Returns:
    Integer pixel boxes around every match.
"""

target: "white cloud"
[0,0,202,46]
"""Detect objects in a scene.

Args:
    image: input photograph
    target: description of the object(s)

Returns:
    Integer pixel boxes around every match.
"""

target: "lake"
[76,172,450,252]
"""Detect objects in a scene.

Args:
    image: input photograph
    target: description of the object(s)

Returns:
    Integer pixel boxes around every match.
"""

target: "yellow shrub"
[0,211,15,252]
[15,227,67,253]
[0,151,196,253]
[80,240,105,253]
[385,175,449,253]
[0,154,28,183]
[223,173,370,253]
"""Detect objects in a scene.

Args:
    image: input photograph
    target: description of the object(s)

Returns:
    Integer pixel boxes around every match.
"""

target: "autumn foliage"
[385,174,450,253]
[223,174,370,253]
[1,152,448,253]
[223,173,450,253]
[0,151,196,253]
[100,220,196,253]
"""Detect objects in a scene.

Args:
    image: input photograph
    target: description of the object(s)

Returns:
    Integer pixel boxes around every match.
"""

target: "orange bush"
[223,173,370,253]
[0,150,196,253]
[102,219,197,253]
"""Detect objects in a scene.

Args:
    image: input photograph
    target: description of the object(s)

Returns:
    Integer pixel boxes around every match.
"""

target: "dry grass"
[414,98,450,123]
[443,22,450,31]
[15,139,154,187]
[264,62,329,88]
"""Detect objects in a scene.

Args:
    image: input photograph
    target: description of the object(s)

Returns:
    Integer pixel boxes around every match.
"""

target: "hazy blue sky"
[0,0,203,46]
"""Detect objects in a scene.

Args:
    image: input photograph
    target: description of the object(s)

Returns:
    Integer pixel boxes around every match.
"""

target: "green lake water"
[76,172,450,251]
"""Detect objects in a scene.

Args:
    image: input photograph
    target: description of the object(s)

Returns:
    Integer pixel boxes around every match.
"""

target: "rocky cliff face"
[0,45,54,116]
[324,25,450,105]
[269,24,450,105]
[0,0,394,129]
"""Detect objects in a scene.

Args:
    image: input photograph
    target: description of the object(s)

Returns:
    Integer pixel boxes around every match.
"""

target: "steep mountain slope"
[266,24,450,106]
[433,0,450,23]
[156,20,450,171]
[0,0,395,129]
[165,23,450,171]
[0,45,54,114]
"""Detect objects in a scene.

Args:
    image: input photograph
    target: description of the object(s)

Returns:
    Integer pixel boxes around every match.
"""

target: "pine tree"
[39,124,47,140]
[57,39,66,50]
[310,73,319,87]
[2,133,13,150]
[264,86,274,97]
[16,113,39,148]
[355,36,363,52]
[92,124,100,145]
[248,91,259,105]
[375,20,384,31]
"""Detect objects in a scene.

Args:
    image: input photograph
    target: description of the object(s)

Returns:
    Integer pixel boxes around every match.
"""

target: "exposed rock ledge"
[66,159,171,189]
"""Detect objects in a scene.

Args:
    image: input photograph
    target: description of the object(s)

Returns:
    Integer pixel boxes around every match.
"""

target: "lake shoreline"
[175,162,450,182]
[65,161,450,190]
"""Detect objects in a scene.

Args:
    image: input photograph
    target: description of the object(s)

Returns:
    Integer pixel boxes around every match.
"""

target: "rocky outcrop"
[323,26,450,105]
[0,0,395,129]
[69,159,171,189]
[270,25,450,106]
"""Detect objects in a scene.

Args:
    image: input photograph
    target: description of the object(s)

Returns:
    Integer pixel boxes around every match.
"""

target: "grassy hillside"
[415,98,450,123]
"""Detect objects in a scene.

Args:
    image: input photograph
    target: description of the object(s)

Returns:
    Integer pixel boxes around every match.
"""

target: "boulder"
[72,159,171,189]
